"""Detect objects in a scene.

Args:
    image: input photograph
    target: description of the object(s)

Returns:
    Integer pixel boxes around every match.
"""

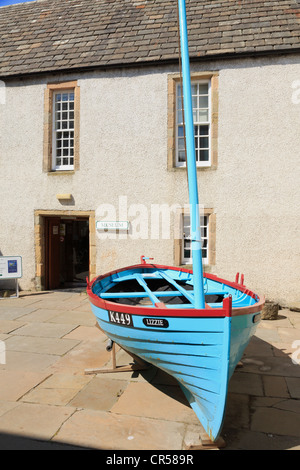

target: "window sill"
[47,170,75,176]
[177,263,214,272]
[168,165,217,172]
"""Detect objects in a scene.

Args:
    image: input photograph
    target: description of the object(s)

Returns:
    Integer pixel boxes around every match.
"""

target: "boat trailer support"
[184,431,226,451]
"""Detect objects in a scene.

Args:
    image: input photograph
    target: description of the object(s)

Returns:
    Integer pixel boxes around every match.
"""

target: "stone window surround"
[43,80,80,174]
[34,210,96,291]
[174,207,216,270]
[167,71,219,171]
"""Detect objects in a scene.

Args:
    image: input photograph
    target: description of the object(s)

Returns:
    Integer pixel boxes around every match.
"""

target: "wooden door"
[45,217,60,290]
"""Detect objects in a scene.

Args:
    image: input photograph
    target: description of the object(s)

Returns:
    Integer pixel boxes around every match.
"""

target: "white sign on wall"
[96,221,129,231]
[0,256,22,280]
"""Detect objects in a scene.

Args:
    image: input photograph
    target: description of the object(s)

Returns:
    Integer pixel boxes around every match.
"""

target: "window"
[174,208,216,267]
[43,81,80,173]
[53,91,75,170]
[176,81,210,167]
[168,72,218,170]
[182,214,209,265]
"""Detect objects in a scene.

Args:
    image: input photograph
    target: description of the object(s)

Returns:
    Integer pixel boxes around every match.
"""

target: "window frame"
[182,213,209,265]
[174,208,216,268]
[168,72,218,171]
[52,89,75,171]
[43,81,80,173]
[175,79,211,168]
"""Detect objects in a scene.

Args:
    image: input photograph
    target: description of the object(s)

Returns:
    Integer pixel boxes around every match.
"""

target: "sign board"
[0,256,22,280]
[96,221,129,231]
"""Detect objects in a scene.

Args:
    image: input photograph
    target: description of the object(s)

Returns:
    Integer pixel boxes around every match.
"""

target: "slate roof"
[1,0,300,78]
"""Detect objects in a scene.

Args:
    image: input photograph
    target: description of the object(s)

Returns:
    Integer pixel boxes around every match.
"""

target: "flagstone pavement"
[0,290,299,450]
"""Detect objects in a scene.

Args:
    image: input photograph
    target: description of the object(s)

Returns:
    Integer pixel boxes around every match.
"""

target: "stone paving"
[0,290,299,450]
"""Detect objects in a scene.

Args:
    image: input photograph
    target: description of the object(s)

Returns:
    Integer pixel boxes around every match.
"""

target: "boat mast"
[177,0,205,309]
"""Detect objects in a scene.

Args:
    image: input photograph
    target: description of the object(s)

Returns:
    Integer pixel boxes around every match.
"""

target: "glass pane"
[56,158,61,165]
[183,217,190,231]
[199,83,208,94]
[63,149,68,156]
[178,138,185,150]
[62,93,69,101]
[184,250,190,258]
[63,140,68,147]
[201,227,207,237]
[69,93,74,101]
[62,121,68,129]
[178,151,186,162]
[56,139,62,148]
[69,121,74,129]
[200,137,209,148]
[198,109,209,122]
[62,112,68,120]
[177,109,183,123]
[69,111,74,120]
[63,158,68,165]
[62,102,68,110]
[55,103,61,111]
[69,102,74,110]
[55,94,61,102]
[200,125,209,136]
[200,149,209,161]
[199,95,208,108]
[57,149,61,157]
[70,148,74,156]
[191,84,197,95]
[178,126,184,137]
[70,158,74,165]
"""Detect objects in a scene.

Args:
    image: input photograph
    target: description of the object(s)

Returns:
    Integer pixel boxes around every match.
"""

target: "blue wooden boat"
[87,261,264,442]
[87,0,265,443]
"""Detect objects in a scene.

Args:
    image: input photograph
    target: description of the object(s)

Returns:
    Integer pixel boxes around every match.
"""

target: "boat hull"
[87,264,264,441]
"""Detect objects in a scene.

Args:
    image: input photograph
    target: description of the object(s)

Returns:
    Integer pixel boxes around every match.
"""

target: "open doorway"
[45,216,89,290]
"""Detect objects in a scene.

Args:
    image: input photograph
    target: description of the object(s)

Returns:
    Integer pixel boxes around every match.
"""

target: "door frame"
[34,210,96,291]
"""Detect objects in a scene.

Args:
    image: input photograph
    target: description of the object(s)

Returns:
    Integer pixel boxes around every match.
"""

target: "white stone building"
[0,0,299,306]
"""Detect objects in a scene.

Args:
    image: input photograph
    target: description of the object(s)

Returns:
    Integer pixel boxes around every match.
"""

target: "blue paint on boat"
[88,264,264,441]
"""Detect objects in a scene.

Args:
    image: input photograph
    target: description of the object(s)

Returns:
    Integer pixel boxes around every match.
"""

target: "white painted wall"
[0,55,299,306]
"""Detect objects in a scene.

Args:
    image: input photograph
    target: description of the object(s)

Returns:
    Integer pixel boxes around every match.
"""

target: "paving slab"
[53,408,186,450]
[13,322,76,339]
[0,350,59,372]
[5,335,80,356]
[0,402,75,441]
[0,370,50,401]
[111,381,199,425]
[251,407,300,437]
[69,376,128,411]
[0,290,299,450]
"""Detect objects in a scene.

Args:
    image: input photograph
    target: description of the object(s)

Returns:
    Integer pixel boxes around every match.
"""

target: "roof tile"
[0,0,299,78]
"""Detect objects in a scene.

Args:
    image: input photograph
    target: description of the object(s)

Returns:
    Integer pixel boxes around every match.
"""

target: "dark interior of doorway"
[45,217,89,290]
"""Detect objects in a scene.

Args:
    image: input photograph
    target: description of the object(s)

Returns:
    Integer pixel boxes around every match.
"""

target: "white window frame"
[182,214,209,265]
[52,89,75,171]
[175,79,211,168]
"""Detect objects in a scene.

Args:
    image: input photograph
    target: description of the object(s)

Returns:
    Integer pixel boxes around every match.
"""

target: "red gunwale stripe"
[87,264,265,318]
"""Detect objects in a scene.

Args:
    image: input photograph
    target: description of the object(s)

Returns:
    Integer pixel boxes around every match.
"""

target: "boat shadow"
[137,328,300,450]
